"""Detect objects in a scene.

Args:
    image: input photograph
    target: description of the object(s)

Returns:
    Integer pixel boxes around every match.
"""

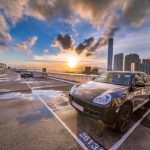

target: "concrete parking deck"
[0,71,149,150]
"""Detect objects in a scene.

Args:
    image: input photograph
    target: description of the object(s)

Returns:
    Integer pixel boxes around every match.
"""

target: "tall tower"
[107,38,113,71]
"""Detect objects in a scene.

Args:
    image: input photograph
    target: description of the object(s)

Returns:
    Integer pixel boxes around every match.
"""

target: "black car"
[20,71,33,78]
[69,71,150,133]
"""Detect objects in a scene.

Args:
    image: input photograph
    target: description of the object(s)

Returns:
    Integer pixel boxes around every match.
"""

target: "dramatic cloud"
[0,0,150,56]
[0,30,12,42]
[0,0,149,27]
[14,36,38,55]
[123,0,150,27]
[75,37,94,55]
[0,15,12,52]
[72,0,115,27]
[52,34,110,57]
[0,0,28,24]
[25,0,74,21]
[0,15,8,31]
[52,33,74,50]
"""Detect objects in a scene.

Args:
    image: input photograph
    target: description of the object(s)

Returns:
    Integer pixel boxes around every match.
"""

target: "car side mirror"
[135,81,145,87]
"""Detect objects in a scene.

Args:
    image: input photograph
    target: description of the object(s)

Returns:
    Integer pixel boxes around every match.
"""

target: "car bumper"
[69,94,119,125]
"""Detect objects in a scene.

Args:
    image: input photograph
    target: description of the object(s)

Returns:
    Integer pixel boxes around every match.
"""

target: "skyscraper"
[125,54,140,71]
[139,59,150,75]
[114,53,124,71]
[107,38,113,71]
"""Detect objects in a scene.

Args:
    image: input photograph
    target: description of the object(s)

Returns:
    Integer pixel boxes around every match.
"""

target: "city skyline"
[113,52,150,75]
[0,0,150,71]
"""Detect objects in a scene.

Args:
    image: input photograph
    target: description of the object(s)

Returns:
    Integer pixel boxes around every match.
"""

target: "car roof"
[107,71,147,75]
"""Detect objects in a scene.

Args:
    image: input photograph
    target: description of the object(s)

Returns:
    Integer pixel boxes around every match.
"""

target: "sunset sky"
[0,0,150,71]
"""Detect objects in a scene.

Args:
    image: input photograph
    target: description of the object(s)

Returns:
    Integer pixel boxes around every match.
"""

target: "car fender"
[121,100,133,112]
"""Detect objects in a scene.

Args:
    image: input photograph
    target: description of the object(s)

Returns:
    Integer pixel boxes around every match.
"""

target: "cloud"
[0,15,12,52]
[27,36,38,46]
[52,33,74,50]
[43,49,49,54]
[0,15,8,31]
[14,36,38,55]
[0,0,28,24]
[75,37,94,55]
[25,0,74,21]
[72,0,115,27]
[0,0,149,28]
[123,0,150,27]
[0,0,150,57]
[0,30,12,41]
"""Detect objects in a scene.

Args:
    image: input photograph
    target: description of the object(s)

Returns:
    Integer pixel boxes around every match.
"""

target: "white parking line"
[26,82,32,89]
[110,108,150,150]
[26,82,89,150]
[52,104,70,111]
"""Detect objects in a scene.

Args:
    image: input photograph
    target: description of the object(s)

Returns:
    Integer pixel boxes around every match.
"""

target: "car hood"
[72,81,128,101]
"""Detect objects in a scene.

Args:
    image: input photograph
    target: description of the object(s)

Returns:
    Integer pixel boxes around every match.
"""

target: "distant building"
[114,53,124,71]
[91,67,98,74]
[84,66,91,74]
[139,59,150,75]
[107,38,113,71]
[124,54,140,71]
[142,59,150,64]
[0,63,7,73]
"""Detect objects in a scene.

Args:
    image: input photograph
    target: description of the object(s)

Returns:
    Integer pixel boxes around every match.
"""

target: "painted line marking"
[109,108,150,150]
[52,104,70,111]
[31,84,70,90]
[26,82,32,90]
[26,81,89,150]
[47,77,76,85]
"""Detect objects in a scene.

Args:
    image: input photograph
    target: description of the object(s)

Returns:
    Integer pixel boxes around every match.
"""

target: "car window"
[141,74,150,83]
[94,72,132,86]
[133,74,143,85]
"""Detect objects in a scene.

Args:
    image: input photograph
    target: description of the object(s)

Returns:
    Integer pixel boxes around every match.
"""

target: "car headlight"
[70,85,76,94]
[93,94,112,105]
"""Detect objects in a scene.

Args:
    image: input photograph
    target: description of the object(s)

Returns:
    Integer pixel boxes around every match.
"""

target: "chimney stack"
[107,38,113,71]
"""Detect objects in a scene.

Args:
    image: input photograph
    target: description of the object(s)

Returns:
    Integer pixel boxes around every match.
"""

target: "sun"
[67,56,79,68]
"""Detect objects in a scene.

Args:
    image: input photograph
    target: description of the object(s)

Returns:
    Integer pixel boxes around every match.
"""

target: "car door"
[131,73,147,111]
[141,73,150,102]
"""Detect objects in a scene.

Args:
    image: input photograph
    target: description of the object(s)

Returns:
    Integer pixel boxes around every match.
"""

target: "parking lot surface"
[0,71,150,150]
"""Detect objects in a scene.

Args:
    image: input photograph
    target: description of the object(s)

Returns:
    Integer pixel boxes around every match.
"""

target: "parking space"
[119,114,150,150]
[24,78,73,90]
[0,71,150,150]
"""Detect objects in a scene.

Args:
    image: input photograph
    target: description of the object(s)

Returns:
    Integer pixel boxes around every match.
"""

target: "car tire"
[115,104,132,134]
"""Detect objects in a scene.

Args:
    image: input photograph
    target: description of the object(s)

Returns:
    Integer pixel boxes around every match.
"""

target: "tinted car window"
[94,72,132,86]
[133,74,144,85]
[141,74,149,83]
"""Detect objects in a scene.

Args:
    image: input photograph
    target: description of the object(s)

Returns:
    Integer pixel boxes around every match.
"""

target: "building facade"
[139,59,150,75]
[124,54,140,71]
[84,66,91,74]
[114,53,124,71]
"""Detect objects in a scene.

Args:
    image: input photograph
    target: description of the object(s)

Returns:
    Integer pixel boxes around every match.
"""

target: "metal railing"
[47,72,96,82]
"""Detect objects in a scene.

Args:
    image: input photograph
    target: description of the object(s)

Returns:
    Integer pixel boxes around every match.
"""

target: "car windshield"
[22,71,29,74]
[94,72,133,86]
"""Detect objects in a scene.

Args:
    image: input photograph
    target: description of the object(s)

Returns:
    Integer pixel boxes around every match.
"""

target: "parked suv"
[69,71,150,133]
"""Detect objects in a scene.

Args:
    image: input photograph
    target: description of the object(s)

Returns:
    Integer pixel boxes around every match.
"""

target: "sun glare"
[67,57,79,68]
